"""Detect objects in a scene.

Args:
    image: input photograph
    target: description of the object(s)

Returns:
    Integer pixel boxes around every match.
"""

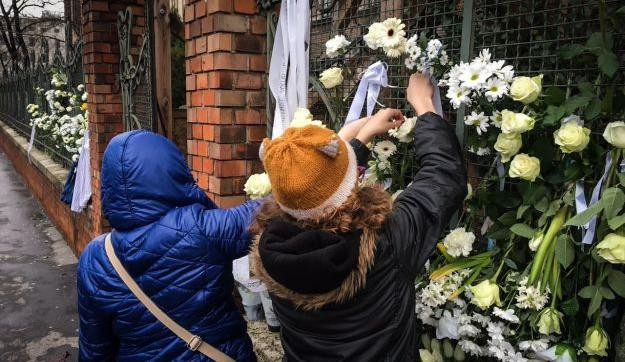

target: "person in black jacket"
[250,73,467,361]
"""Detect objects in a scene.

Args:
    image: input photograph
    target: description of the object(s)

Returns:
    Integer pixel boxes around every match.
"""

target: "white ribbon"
[71,130,92,212]
[344,61,389,125]
[27,125,36,160]
[496,155,505,191]
[422,68,444,117]
[576,153,612,244]
[267,0,310,139]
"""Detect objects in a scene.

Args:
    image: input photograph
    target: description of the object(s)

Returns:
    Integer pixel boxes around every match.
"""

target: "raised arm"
[196,200,262,260]
[389,73,467,276]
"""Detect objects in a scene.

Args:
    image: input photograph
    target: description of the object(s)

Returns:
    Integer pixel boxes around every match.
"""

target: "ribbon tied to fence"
[344,61,389,125]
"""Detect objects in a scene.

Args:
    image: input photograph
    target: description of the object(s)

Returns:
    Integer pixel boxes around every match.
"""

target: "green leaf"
[601,187,625,220]
[510,223,535,239]
[578,285,597,299]
[543,86,566,105]
[584,97,602,120]
[618,173,625,187]
[565,201,604,227]
[586,32,613,52]
[522,184,548,205]
[598,50,620,78]
[600,286,615,300]
[561,297,579,316]
[608,270,625,297]
[556,235,575,269]
[534,197,549,213]
[588,291,603,317]
[608,214,625,230]
[578,82,595,96]
[544,105,566,126]
[558,43,586,60]
[504,258,518,270]
[563,95,592,113]
[617,6,625,16]
[517,205,530,219]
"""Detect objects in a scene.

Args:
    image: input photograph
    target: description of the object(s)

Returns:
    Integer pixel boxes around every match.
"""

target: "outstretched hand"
[355,108,404,144]
[407,73,436,116]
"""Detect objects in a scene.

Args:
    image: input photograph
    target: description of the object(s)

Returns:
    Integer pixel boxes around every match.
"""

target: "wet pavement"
[0,150,79,361]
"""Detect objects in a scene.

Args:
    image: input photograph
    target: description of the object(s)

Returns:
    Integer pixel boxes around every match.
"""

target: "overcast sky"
[1,0,64,16]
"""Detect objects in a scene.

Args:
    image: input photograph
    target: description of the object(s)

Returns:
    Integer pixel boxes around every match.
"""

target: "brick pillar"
[82,0,127,238]
[185,0,267,208]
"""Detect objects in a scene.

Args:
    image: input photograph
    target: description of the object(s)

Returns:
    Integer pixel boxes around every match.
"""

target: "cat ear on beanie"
[316,136,340,158]
[258,138,271,162]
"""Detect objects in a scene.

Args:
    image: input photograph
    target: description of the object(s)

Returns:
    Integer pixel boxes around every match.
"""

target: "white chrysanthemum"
[459,340,483,356]
[497,64,515,82]
[426,39,442,59]
[515,277,549,310]
[289,108,326,129]
[518,339,549,353]
[447,86,471,109]
[478,48,492,63]
[373,140,397,160]
[443,227,476,257]
[325,34,350,58]
[471,313,491,327]
[244,173,272,200]
[458,323,481,338]
[464,111,490,135]
[388,116,417,142]
[484,77,509,101]
[459,62,491,89]
[493,307,520,324]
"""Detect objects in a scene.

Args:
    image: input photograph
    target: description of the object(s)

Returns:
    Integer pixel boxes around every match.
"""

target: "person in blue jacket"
[77,130,259,361]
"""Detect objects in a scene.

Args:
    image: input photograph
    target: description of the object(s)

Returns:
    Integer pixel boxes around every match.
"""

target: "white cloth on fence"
[267,0,310,139]
[71,130,92,212]
[344,61,389,125]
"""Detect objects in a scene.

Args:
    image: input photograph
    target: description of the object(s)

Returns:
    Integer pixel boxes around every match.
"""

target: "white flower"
[478,48,492,62]
[490,111,502,128]
[484,77,509,101]
[364,22,386,50]
[426,39,442,59]
[373,140,397,160]
[493,307,520,323]
[383,37,407,58]
[501,110,535,134]
[497,65,515,82]
[458,340,483,356]
[388,116,417,142]
[459,62,491,89]
[469,146,491,156]
[439,51,449,66]
[464,111,490,135]
[443,227,476,257]
[319,67,343,88]
[244,173,272,199]
[364,18,407,57]
[458,323,481,338]
[518,339,549,353]
[509,153,540,182]
[515,277,549,310]
[447,86,471,109]
[436,310,460,340]
[325,35,350,58]
[289,108,326,128]
[379,18,406,49]
[603,121,625,148]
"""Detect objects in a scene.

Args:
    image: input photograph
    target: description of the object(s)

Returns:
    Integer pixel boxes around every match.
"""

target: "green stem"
[529,207,569,285]
[492,242,514,282]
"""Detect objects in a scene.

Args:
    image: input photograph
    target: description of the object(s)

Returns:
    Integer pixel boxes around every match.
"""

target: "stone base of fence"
[0,119,94,255]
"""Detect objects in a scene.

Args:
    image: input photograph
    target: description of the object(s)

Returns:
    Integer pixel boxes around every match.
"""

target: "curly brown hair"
[250,185,393,235]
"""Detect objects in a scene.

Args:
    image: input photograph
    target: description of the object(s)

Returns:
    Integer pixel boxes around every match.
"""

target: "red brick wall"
[185,0,267,207]
[0,126,92,256]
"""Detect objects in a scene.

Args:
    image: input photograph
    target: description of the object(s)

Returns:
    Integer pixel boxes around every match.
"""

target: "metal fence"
[262,0,624,139]
[0,22,83,168]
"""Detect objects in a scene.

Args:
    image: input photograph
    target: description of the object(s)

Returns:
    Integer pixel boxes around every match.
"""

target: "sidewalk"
[0,151,79,361]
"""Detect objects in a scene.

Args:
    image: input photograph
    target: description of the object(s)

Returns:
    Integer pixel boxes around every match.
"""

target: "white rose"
[509,153,540,182]
[501,109,535,134]
[469,280,501,310]
[388,116,417,142]
[494,132,522,162]
[554,122,591,153]
[510,74,543,104]
[244,173,272,200]
[603,121,625,148]
[443,227,475,257]
[319,67,343,88]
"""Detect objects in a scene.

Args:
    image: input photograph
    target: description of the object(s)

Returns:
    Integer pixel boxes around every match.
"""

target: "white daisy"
[325,34,350,58]
[484,77,509,101]
[447,85,471,109]
[490,111,502,128]
[464,111,490,135]
[373,140,397,160]
[379,18,406,49]
[426,39,442,59]
[459,62,492,89]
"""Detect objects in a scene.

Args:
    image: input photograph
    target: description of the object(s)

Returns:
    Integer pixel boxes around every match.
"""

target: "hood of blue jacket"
[101,130,216,230]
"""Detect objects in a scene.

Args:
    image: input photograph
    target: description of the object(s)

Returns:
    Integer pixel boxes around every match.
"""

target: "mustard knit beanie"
[260,125,358,220]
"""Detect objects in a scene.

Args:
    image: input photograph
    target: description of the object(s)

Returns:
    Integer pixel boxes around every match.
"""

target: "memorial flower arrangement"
[246,16,625,361]
[26,70,88,161]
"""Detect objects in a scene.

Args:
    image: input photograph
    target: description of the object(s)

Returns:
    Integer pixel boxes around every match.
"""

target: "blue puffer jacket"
[77,131,259,361]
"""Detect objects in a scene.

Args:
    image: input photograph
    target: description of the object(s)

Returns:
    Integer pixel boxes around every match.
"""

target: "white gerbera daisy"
[325,35,350,58]
[383,37,407,58]
[379,18,406,49]
[484,77,509,101]
[373,140,397,160]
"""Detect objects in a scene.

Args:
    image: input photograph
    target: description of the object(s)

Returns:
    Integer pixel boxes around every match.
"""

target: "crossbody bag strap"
[104,233,235,362]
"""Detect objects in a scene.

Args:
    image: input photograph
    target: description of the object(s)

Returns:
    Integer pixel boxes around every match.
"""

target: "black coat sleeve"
[386,112,467,277]
[349,138,370,167]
